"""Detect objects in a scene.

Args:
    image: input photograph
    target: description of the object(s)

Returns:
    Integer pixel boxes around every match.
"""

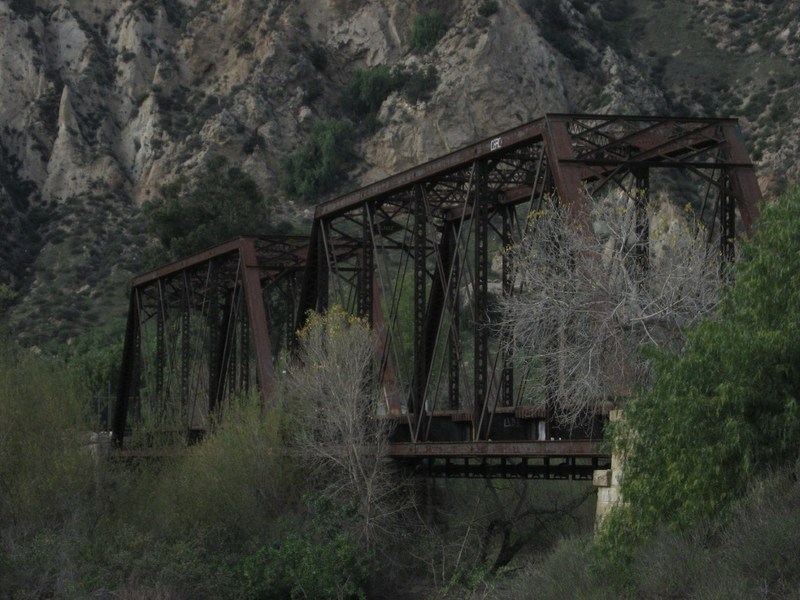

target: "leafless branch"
[500,194,723,427]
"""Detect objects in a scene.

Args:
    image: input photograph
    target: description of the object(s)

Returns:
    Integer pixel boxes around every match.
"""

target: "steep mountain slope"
[0,0,798,347]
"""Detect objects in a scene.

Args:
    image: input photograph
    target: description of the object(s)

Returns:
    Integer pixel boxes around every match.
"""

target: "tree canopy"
[144,155,278,260]
[279,118,356,203]
[606,187,800,545]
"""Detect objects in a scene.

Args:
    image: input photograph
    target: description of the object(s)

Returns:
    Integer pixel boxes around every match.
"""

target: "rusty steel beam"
[316,118,548,218]
[720,122,761,232]
[239,237,276,404]
[389,440,605,458]
[305,113,761,448]
[116,114,763,461]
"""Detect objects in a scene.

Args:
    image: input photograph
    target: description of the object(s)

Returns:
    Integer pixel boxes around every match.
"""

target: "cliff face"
[0,0,798,346]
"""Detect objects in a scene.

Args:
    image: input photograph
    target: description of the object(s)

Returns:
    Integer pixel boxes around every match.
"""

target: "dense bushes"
[478,0,499,18]
[501,469,800,599]
[341,65,395,119]
[0,344,94,595]
[410,9,446,53]
[614,188,800,531]
[279,8,444,203]
[243,497,370,600]
[144,155,279,260]
[591,187,800,582]
[340,65,439,121]
[280,118,356,203]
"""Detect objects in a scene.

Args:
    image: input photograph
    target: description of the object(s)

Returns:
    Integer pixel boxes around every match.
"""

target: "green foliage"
[143,155,276,260]
[341,65,439,121]
[599,0,631,22]
[280,118,356,203]
[340,65,395,119]
[340,65,439,121]
[478,0,499,18]
[9,0,38,17]
[410,9,446,54]
[503,469,800,599]
[0,282,16,314]
[64,318,126,401]
[393,64,439,103]
[604,188,800,554]
[519,0,536,18]
[532,0,595,71]
[243,496,369,600]
[0,341,95,595]
[308,43,328,71]
[154,394,300,548]
[0,344,93,530]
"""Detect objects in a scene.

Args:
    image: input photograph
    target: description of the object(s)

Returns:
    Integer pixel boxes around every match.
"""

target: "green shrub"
[243,497,369,600]
[280,118,356,202]
[603,187,800,555]
[153,394,300,548]
[340,64,439,122]
[535,0,595,71]
[410,9,446,53]
[235,39,254,55]
[394,64,439,103]
[144,155,277,260]
[519,0,536,18]
[478,0,499,17]
[341,65,395,118]
[0,345,93,529]
[0,283,15,313]
[309,43,328,71]
[0,343,95,595]
[9,0,38,17]
[599,0,631,22]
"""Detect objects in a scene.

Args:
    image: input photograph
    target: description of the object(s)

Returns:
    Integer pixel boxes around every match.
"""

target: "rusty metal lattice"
[113,114,762,476]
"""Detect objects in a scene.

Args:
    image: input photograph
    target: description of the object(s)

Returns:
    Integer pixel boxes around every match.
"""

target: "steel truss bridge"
[112,114,761,479]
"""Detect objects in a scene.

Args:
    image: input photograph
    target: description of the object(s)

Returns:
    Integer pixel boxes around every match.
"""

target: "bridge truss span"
[113,114,762,476]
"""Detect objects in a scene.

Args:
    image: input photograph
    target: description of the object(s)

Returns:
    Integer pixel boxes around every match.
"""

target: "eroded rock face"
[0,0,796,345]
[0,1,652,208]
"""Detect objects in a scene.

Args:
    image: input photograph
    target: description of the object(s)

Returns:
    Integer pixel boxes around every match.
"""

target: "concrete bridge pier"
[593,410,624,528]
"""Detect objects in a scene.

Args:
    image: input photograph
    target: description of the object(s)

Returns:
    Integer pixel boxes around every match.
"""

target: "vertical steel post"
[295,219,327,336]
[155,280,165,407]
[501,207,514,408]
[228,290,238,398]
[207,261,220,413]
[212,288,235,412]
[720,171,737,264]
[240,238,276,405]
[720,122,761,234]
[240,307,250,393]
[359,205,374,324]
[180,272,190,413]
[412,184,428,418]
[474,161,489,435]
[448,227,461,411]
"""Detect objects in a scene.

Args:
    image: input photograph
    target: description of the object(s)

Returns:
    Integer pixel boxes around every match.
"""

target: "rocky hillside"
[1,0,798,348]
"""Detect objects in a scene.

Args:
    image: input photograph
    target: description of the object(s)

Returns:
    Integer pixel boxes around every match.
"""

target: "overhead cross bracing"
[112,114,762,478]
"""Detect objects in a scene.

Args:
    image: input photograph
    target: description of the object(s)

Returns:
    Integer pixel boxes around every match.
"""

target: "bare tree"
[500,194,723,427]
[285,306,407,549]
[410,479,595,593]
